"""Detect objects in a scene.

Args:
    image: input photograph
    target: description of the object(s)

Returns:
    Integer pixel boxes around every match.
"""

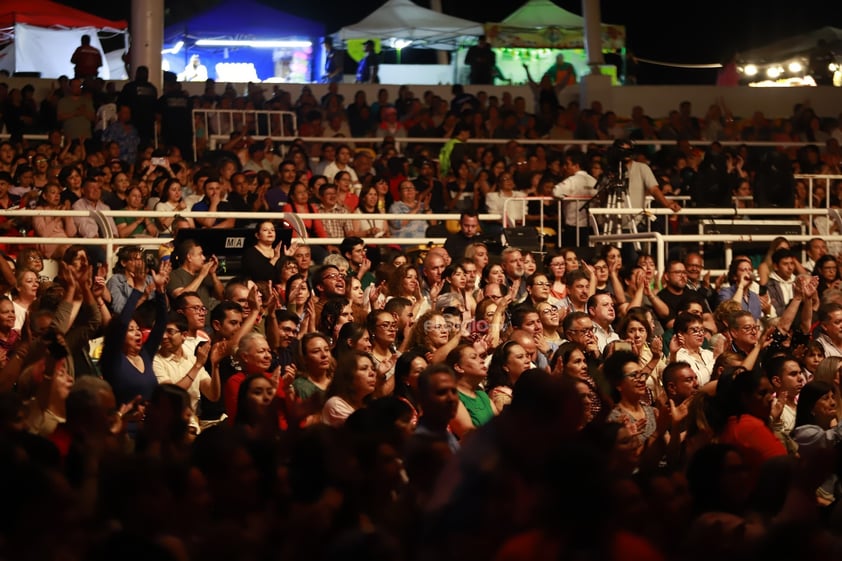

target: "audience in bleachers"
[0,72,842,561]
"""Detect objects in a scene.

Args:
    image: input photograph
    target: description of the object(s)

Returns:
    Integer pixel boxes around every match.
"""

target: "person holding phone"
[718,257,768,321]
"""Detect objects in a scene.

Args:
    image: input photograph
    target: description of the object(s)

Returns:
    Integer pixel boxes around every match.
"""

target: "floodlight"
[744,64,758,76]
[194,39,312,48]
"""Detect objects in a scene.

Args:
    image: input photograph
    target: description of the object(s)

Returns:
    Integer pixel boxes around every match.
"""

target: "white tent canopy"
[337,0,483,50]
[502,0,584,28]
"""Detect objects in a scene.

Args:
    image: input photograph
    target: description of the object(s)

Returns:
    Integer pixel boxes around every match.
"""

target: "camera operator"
[609,139,680,214]
[552,150,597,247]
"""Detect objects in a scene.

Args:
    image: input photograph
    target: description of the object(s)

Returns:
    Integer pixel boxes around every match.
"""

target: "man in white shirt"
[323,144,359,183]
[153,313,221,413]
[553,150,597,247]
[588,293,619,353]
[766,248,797,317]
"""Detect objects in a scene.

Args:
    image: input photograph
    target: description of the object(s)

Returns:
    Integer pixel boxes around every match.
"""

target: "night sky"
[61,0,841,84]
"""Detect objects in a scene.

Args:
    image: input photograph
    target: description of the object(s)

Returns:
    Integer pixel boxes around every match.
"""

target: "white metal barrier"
[5,204,840,280]
[3,209,502,276]
[193,109,298,157]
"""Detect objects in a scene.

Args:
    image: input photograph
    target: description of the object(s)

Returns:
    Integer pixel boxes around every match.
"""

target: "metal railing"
[6,209,501,275]
[193,109,298,157]
[7,202,841,280]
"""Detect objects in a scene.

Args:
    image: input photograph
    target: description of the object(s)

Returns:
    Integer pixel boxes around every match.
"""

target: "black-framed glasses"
[568,327,595,335]
[321,273,343,281]
[624,370,649,381]
[183,305,208,313]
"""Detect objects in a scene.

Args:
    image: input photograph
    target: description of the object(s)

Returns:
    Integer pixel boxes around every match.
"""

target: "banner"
[484,23,625,50]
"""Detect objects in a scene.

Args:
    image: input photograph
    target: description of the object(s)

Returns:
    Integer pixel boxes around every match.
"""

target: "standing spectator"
[57,78,95,141]
[465,35,496,85]
[100,105,140,167]
[70,34,103,80]
[356,40,380,84]
[157,72,194,161]
[118,66,158,146]
[322,37,344,83]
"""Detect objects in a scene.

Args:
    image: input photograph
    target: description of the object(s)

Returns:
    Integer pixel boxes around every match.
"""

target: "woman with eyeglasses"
[604,349,658,447]
[536,301,563,347]
[613,308,666,405]
[449,344,498,438]
[367,309,400,396]
[673,312,715,386]
[543,250,568,307]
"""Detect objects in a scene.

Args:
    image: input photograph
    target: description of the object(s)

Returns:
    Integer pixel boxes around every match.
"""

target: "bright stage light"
[788,61,802,73]
[194,39,312,48]
[744,64,758,76]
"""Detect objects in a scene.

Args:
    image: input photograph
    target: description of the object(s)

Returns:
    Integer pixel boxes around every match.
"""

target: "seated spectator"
[191,176,235,229]
[389,180,431,240]
[322,350,377,427]
[33,183,77,259]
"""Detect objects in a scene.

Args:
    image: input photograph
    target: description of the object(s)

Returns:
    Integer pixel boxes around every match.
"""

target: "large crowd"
[3,67,842,561]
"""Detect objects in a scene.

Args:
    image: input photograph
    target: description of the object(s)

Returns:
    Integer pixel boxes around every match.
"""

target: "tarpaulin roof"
[165,0,324,42]
[0,0,126,29]
[337,0,483,50]
[502,0,584,28]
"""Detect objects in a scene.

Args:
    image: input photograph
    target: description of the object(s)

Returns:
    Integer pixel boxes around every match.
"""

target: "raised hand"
[285,242,302,257]
[771,390,787,422]
[650,335,663,358]
[210,340,230,364]
[195,340,211,365]
[151,259,172,291]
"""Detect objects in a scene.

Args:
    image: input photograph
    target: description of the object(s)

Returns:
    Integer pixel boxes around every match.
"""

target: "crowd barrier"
[4,199,840,281]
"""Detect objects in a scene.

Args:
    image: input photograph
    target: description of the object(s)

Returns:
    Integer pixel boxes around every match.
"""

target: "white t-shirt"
[153,351,211,412]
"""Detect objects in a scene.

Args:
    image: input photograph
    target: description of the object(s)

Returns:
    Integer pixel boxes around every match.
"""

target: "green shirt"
[458,389,494,427]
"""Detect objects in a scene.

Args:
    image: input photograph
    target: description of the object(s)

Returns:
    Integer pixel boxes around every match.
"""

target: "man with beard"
[656,260,693,330]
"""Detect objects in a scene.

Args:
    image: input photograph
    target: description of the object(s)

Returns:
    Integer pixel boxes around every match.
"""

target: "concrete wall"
[5,76,841,120]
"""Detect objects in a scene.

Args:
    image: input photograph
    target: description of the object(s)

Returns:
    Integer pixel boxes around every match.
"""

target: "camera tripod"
[588,166,641,251]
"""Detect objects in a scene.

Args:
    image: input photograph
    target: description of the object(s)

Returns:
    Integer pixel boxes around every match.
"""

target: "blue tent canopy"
[165,0,324,43]
[164,0,324,82]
